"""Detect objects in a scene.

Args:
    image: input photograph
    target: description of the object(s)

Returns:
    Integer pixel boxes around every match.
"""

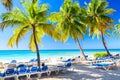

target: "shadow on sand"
[47,64,120,80]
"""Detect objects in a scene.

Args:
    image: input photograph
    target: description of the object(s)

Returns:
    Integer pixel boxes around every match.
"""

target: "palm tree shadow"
[49,64,120,80]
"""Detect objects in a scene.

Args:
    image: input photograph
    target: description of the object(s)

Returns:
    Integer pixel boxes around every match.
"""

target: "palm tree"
[50,0,87,60]
[0,0,54,68]
[1,0,12,11]
[113,24,120,39]
[85,0,115,56]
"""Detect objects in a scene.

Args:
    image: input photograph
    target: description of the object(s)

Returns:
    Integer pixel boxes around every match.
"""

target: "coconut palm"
[1,0,12,11]
[113,24,120,39]
[0,0,54,68]
[86,0,115,56]
[50,0,87,60]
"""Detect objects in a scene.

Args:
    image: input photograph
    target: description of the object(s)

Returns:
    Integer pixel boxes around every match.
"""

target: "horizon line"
[0,48,120,51]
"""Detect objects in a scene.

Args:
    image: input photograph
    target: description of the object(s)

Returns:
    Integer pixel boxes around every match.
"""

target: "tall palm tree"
[50,0,87,60]
[113,24,120,39]
[1,0,12,11]
[0,0,54,68]
[85,0,115,56]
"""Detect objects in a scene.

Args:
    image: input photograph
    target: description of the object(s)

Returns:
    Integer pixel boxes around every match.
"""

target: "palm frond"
[8,25,30,47]
[86,0,115,39]
[113,24,120,39]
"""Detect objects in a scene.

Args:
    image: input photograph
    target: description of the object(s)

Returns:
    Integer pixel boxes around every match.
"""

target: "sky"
[0,0,120,50]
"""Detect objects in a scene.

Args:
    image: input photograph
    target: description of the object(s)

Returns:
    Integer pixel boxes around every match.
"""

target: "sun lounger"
[28,59,37,67]
[16,66,29,80]
[40,65,50,76]
[65,62,72,69]
[95,56,114,63]
[95,57,107,63]
[47,66,60,75]
[29,65,59,79]
[114,54,120,59]
[62,59,71,62]
[10,60,17,64]
[57,62,73,73]
[17,64,27,69]
[78,56,80,58]
[92,62,116,70]
[0,68,17,80]
[85,55,88,58]
[28,66,41,79]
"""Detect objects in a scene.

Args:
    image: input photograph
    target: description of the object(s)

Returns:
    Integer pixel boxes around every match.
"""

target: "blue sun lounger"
[16,66,29,80]
[10,60,17,64]
[92,62,115,70]
[0,68,17,80]
[57,62,73,73]
[28,66,41,78]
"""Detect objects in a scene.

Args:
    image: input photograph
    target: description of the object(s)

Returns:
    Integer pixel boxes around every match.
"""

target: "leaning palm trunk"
[76,38,87,60]
[32,25,40,68]
[101,31,111,56]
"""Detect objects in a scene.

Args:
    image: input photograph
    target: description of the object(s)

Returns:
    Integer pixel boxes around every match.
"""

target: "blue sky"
[0,0,120,50]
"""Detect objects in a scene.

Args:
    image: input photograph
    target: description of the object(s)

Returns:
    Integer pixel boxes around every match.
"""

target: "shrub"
[93,52,107,58]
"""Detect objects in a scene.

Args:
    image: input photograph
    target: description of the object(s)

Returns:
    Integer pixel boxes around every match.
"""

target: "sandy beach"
[39,63,120,80]
[0,56,120,80]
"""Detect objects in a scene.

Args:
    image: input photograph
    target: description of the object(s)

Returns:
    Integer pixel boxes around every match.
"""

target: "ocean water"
[0,49,120,63]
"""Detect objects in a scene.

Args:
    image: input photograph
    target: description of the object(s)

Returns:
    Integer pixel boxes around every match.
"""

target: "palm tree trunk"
[101,31,111,56]
[76,38,87,60]
[32,25,40,68]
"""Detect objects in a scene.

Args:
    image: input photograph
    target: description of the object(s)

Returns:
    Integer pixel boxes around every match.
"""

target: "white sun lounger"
[92,62,116,70]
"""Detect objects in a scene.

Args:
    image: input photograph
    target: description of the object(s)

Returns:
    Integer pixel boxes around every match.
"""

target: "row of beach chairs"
[61,55,118,70]
[0,62,72,80]
[0,54,119,80]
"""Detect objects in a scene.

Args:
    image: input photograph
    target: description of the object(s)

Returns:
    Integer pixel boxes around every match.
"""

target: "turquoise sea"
[0,49,120,63]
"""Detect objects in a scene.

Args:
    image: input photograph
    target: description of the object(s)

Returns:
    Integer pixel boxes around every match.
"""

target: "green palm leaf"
[113,24,120,39]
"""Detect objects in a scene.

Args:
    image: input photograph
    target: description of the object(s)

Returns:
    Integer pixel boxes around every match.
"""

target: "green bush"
[93,52,107,58]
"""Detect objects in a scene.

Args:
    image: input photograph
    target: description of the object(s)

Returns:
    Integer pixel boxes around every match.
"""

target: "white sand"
[39,64,120,80]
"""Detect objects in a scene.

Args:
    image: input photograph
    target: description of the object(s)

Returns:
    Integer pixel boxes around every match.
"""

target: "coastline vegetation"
[94,52,107,58]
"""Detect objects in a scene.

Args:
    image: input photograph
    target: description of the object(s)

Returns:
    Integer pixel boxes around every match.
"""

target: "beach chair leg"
[72,67,74,71]
[28,75,30,79]
[16,76,19,80]
[55,70,59,75]
[14,76,18,80]
[62,68,67,73]
[103,66,109,71]
[26,75,29,80]
[0,77,4,80]
[47,71,51,76]
[37,73,41,78]
[103,66,107,70]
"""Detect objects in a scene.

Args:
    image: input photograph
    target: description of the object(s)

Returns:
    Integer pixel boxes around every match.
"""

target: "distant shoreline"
[0,49,119,63]
[0,49,120,51]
